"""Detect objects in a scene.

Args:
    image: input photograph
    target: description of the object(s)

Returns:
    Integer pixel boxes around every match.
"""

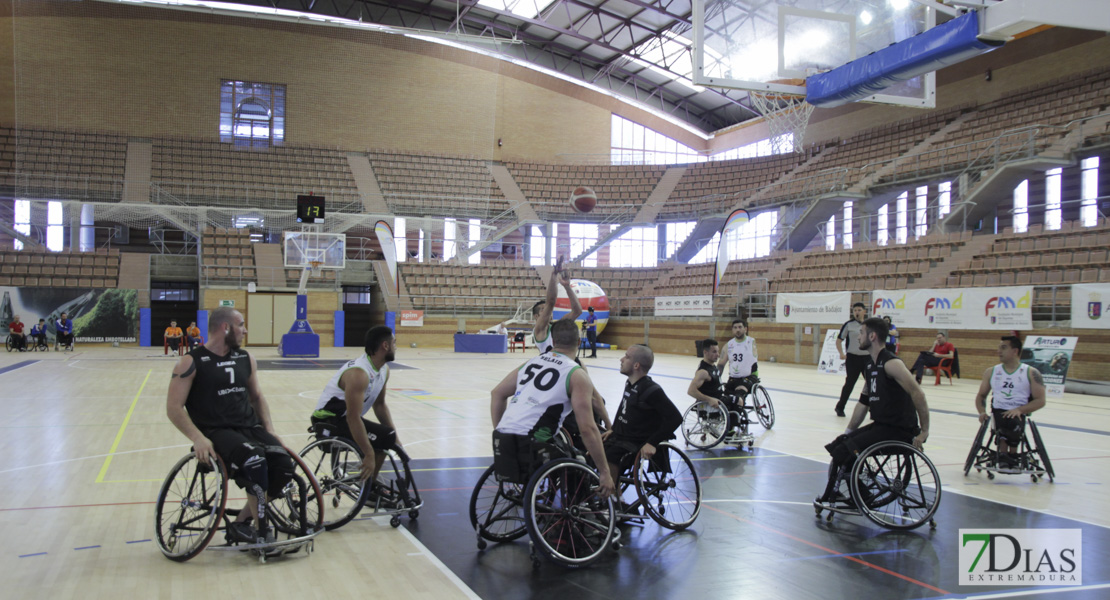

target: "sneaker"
[226,521,258,544]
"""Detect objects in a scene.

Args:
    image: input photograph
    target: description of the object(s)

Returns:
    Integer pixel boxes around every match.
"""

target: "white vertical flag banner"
[714,209,749,296]
[1071,283,1110,329]
[374,220,398,295]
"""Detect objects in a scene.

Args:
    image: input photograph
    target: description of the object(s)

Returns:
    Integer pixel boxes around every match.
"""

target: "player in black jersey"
[817,317,930,505]
[166,307,293,544]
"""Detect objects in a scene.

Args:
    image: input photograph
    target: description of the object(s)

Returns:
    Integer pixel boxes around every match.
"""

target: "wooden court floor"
[2,344,1108,599]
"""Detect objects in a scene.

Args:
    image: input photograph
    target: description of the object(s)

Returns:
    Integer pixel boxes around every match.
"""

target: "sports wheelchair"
[681,380,775,450]
[28,334,48,351]
[5,333,32,352]
[813,440,941,531]
[298,423,423,530]
[469,429,701,569]
[964,414,1054,482]
[154,448,324,563]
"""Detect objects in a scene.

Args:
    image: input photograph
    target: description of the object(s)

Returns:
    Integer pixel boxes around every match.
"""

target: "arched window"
[219,80,285,147]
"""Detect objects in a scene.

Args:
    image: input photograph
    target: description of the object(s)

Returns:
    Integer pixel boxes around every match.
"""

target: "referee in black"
[834,302,869,417]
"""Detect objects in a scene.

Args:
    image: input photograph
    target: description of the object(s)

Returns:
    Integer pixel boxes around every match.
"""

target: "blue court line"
[589,365,1110,439]
[0,360,39,376]
[125,539,150,544]
[782,548,908,562]
[74,545,101,550]
[18,552,46,558]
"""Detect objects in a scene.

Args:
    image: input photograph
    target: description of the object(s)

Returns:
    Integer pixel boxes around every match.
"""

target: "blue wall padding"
[140,308,151,346]
[334,311,344,347]
[806,12,1003,108]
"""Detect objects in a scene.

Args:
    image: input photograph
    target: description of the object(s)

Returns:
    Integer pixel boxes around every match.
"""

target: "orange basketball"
[570,186,597,213]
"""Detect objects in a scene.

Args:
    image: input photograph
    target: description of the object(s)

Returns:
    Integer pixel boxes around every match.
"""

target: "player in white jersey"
[974,335,1046,471]
[311,325,401,482]
[491,319,615,498]
[532,255,582,355]
[717,318,759,397]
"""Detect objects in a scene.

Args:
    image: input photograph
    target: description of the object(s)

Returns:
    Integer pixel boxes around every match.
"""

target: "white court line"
[945,582,1110,599]
[703,498,814,507]
[393,519,483,600]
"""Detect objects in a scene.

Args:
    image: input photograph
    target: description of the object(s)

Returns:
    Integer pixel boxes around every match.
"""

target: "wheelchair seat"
[964,414,1054,482]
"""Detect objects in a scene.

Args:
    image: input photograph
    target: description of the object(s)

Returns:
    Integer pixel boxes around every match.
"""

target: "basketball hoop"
[748,79,815,155]
[308,260,323,278]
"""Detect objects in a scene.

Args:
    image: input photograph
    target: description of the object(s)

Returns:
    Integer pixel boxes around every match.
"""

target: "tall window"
[825,215,836,250]
[690,232,718,264]
[611,115,703,165]
[468,219,481,265]
[394,217,406,263]
[568,223,599,267]
[843,201,853,249]
[1013,180,1029,233]
[688,211,778,263]
[219,80,285,147]
[896,192,908,244]
[915,186,928,239]
[664,222,696,260]
[47,202,63,251]
[417,228,425,262]
[711,135,793,160]
[13,200,30,250]
[877,204,889,246]
[938,181,952,218]
[610,227,658,268]
[443,218,457,260]
[1082,157,1100,227]
[1046,168,1063,230]
[529,225,547,266]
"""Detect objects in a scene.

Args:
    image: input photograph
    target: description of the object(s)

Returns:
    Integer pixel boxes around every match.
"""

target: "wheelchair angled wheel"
[154,452,229,562]
[1028,421,1055,482]
[267,449,325,538]
[634,442,701,530]
[4,335,13,352]
[298,437,368,531]
[681,401,728,450]
[851,441,940,531]
[524,458,616,567]
[964,417,991,475]
[751,385,775,430]
[469,464,528,544]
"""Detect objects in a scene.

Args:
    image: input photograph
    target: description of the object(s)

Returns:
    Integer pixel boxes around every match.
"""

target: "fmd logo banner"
[959,529,1081,586]
[871,287,1032,329]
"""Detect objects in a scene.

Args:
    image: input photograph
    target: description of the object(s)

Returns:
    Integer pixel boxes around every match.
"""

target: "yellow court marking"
[96,369,153,483]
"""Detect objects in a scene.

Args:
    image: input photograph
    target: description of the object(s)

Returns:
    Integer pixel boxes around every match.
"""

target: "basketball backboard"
[692,0,936,108]
[284,231,346,269]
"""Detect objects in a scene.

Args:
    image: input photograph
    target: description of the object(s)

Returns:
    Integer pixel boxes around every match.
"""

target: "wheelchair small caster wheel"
[814,506,822,517]
[929,519,937,530]
[611,540,621,551]
[987,472,995,480]
[825,512,834,522]
[258,552,267,564]
[1031,475,1038,482]
[390,516,401,528]
[477,539,487,551]
[409,509,419,520]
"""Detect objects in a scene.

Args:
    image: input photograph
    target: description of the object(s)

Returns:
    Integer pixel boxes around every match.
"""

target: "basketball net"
[749,81,815,155]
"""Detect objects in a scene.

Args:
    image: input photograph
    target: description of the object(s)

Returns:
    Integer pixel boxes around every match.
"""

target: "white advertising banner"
[1070,284,1110,329]
[776,291,851,324]
[654,295,713,317]
[870,287,1033,330]
[818,329,846,375]
[1021,336,1079,398]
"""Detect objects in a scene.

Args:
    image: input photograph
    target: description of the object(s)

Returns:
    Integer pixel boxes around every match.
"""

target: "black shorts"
[825,423,917,466]
[311,415,396,451]
[603,436,643,471]
[202,426,290,490]
[992,409,1024,445]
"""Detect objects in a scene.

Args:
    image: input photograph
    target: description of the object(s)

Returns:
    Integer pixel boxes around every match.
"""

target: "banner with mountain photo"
[0,287,139,343]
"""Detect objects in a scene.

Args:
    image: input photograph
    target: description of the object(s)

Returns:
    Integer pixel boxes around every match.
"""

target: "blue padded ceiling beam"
[806,11,1004,109]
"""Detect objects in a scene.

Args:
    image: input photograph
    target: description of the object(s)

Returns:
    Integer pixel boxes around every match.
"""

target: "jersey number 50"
[520,364,560,391]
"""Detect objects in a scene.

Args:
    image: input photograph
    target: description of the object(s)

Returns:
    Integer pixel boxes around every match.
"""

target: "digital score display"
[296,195,326,224]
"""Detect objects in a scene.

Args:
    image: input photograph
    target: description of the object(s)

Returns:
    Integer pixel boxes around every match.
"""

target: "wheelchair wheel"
[681,401,727,450]
[634,442,701,531]
[964,417,991,475]
[524,458,615,567]
[154,452,229,562]
[1028,421,1055,482]
[267,449,325,537]
[851,441,940,531]
[752,385,775,430]
[4,335,12,352]
[298,437,368,531]
[469,464,528,543]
